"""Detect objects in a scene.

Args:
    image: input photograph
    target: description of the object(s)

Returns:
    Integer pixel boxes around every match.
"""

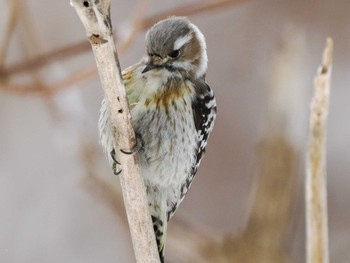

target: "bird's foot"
[120,133,143,155]
[110,149,122,175]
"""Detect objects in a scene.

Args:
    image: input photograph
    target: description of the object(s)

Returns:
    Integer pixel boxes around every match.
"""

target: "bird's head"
[143,16,208,79]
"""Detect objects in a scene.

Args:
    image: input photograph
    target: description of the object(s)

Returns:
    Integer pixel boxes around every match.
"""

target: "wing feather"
[191,78,217,175]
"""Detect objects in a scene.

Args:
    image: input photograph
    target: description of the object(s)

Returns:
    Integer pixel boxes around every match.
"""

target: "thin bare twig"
[166,219,218,263]
[0,0,21,66]
[17,0,43,55]
[306,38,333,263]
[71,0,159,262]
[0,0,246,79]
[202,28,305,263]
[0,40,91,78]
[83,172,218,263]
[141,0,247,30]
[0,0,248,99]
[0,66,96,96]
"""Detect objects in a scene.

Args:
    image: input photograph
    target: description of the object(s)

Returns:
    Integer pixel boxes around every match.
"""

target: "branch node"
[89,34,107,44]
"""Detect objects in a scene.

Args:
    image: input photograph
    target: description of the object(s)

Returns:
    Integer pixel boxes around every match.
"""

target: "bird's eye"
[168,50,180,58]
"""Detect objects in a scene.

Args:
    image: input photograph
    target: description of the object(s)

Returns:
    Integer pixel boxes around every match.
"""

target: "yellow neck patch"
[144,80,192,112]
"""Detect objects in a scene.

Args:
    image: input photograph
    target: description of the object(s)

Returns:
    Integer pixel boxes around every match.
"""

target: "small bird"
[99,16,216,262]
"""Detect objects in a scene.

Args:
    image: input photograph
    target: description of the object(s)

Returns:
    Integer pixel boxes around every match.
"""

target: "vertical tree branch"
[70,1,159,262]
[306,38,333,263]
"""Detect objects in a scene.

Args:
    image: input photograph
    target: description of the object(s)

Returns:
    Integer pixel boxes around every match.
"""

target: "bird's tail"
[151,214,167,263]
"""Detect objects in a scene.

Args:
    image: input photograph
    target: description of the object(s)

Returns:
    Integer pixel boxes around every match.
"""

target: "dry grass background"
[0,0,349,262]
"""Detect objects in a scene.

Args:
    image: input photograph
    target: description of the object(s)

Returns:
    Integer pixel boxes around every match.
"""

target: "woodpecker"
[99,16,216,262]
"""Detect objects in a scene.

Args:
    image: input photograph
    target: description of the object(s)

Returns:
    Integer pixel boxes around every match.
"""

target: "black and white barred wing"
[191,78,217,175]
[168,78,216,220]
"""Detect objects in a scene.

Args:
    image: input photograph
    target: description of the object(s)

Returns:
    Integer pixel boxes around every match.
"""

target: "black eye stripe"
[149,52,162,58]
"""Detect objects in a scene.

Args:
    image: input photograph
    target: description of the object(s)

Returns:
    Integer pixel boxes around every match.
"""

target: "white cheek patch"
[189,23,208,78]
[173,34,193,50]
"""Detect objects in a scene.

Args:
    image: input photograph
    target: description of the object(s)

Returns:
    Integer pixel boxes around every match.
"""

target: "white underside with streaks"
[134,97,197,216]
[99,65,198,220]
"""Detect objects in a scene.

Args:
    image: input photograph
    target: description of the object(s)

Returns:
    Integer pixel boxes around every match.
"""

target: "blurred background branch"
[0,0,345,262]
[0,0,247,96]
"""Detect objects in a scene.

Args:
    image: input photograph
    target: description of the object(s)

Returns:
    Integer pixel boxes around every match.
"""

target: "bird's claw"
[110,149,121,165]
[112,162,122,175]
[111,134,142,174]
[120,133,143,155]
[110,149,122,175]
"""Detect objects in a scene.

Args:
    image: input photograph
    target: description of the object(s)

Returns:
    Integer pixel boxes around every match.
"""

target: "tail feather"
[151,215,167,263]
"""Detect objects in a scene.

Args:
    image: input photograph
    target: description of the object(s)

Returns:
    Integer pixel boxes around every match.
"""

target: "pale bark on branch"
[306,38,333,263]
[70,0,159,262]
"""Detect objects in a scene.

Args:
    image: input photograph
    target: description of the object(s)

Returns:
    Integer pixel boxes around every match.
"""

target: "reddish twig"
[0,0,21,66]
[0,66,96,96]
[0,0,246,80]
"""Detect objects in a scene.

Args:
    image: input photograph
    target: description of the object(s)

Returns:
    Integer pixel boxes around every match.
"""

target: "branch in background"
[0,0,21,66]
[83,173,219,263]
[166,218,218,263]
[0,0,248,96]
[83,172,128,225]
[0,40,91,77]
[140,0,247,30]
[0,66,97,96]
[205,133,296,263]
[306,38,333,263]
[70,0,159,262]
[200,140,296,263]
[201,27,304,263]
[267,25,306,139]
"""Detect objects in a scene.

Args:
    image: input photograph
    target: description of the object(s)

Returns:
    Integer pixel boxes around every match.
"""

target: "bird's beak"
[142,61,156,74]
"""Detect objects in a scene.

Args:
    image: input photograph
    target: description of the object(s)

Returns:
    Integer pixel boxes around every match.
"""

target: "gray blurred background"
[0,0,349,262]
